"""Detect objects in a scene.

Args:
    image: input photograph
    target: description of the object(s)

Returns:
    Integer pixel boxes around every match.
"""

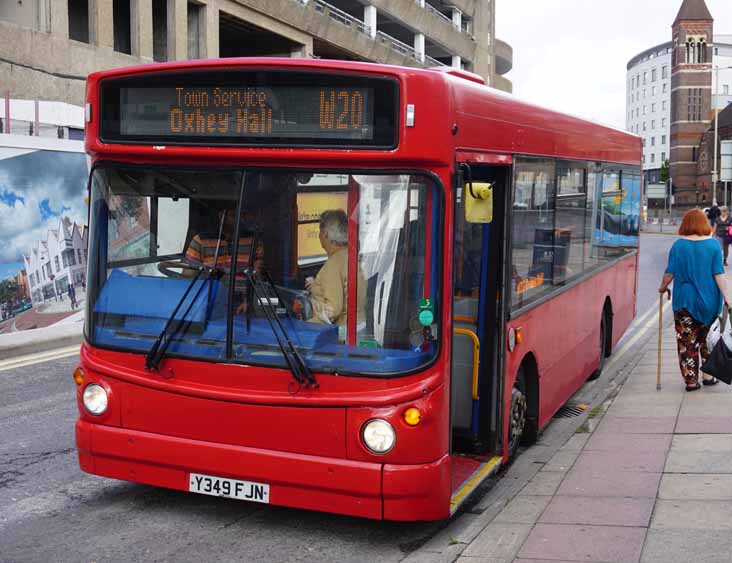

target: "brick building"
[669,0,714,206]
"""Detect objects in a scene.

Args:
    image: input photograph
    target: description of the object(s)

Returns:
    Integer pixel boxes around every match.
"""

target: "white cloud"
[496,0,732,128]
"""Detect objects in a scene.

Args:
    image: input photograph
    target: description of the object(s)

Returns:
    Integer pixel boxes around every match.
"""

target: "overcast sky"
[496,0,732,129]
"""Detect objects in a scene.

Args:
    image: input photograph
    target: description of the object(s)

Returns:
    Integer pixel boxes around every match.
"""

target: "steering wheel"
[157,260,201,279]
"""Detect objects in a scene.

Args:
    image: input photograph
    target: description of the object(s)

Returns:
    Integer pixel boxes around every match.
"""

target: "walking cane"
[657,289,671,391]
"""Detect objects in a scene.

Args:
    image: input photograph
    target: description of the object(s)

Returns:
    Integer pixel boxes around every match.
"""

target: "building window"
[113,0,131,54]
[54,256,60,272]
[643,122,647,131]
[687,88,703,121]
[662,118,667,128]
[651,137,656,146]
[652,68,657,82]
[662,65,668,79]
[651,153,655,164]
[662,100,667,111]
[662,83,668,93]
[643,106,646,115]
[68,0,89,43]
[77,249,83,264]
[724,85,730,95]
[662,152,666,162]
[652,86,656,96]
[188,2,202,59]
[643,89,646,99]
[152,0,168,62]
[651,120,655,129]
[662,135,667,144]
[651,103,656,112]
[643,138,646,147]
[643,71,647,84]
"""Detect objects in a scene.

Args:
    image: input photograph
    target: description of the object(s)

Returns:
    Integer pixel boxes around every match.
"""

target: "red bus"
[74,58,641,521]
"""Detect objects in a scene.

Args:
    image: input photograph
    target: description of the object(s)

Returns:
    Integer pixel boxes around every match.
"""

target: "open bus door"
[448,155,512,514]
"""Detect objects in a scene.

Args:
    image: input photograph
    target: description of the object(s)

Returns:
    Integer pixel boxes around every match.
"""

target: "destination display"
[99,70,398,148]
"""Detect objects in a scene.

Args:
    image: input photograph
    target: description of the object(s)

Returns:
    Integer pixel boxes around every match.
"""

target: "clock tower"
[669,0,714,206]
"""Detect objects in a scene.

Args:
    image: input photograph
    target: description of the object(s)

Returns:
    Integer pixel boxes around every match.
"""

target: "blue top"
[665,238,724,325]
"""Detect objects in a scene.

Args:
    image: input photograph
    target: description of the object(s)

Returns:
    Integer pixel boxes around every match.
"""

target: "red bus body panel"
[77,58,641,520]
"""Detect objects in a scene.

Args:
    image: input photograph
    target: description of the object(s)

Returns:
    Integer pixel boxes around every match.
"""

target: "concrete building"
[24,217,88,307]
[626,34,732,185]
[0,0,513,110]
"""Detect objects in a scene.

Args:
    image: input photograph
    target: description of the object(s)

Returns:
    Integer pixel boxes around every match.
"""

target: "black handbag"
[701,338,732,385]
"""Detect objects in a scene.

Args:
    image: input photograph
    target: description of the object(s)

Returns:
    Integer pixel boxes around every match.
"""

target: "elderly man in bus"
[293,209,365,335]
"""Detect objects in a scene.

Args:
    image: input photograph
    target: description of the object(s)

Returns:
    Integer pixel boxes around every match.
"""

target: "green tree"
[0,278,18,307]
[660,159,670,184]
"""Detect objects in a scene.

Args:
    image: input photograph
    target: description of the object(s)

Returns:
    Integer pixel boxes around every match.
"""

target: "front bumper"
[76,420,451,520]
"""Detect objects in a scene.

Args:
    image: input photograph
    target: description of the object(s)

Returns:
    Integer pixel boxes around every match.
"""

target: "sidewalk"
[412,320,732,563]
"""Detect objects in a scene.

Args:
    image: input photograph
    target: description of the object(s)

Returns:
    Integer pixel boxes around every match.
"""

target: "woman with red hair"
[659,208,732,391]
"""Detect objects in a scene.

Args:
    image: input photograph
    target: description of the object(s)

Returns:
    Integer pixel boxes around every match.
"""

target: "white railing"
[424,2,453,26]
[377,31,419,59]
[307,0,371,36]
[294,0,443,67]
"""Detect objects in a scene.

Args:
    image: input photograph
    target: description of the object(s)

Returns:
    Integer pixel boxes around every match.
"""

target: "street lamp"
[712,64,732,206]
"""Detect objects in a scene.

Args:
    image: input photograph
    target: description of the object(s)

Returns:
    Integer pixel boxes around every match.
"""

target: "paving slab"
[674,416,732,433]
[658,473,732,500]
[664,434,732,473]
[518,523,646,563]
[604,403,681,417]
[594,416,677,435]
[560,434,591,451]
[460,522,533,560]
[584,433,672,453]
[641,528,732,563]
[573,449,667,473]
[493,495,551,524]
[401,544,465,563]
[556,468,662,498]
[520,471,565,497]
[539,495,655,527]
[650,499,732,530]
[543,449,582,473]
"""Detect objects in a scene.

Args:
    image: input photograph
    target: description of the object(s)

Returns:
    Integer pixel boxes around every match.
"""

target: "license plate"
[188,472,270,504]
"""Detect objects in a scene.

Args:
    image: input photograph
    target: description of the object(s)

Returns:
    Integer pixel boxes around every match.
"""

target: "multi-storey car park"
[0,0,513,110]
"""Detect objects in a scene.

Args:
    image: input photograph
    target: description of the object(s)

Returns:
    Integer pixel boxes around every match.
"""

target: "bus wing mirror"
[465,182,494,223]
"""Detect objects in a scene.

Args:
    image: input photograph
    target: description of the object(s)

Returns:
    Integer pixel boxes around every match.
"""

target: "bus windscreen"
[99,70,398,148]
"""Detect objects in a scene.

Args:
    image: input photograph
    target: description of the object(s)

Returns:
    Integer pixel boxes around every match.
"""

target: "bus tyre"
[508,382,528,461]
[588,313,609,381]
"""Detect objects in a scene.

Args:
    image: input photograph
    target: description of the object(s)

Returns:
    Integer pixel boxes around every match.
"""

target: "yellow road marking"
[450,456,502,513]
[0,345,80,372]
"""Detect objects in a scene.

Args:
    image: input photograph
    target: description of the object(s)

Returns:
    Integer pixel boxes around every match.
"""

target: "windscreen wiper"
[245,267,318,389]
[146,213,227,371]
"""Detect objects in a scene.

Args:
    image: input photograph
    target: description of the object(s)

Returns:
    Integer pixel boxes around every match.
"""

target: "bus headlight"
[82,383,108,415]
[361,419,396,454]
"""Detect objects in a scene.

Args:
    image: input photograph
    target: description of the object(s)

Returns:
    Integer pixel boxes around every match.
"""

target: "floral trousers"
[674,308,711,386]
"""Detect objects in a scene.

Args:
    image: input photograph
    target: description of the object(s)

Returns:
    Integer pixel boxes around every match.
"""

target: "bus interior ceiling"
[218,12,299,58]
[451,164,509,456]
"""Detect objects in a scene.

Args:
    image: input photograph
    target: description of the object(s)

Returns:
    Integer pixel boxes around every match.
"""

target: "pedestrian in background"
[68,284,77,310]
[659,208,732,391]
[716,206,732,266]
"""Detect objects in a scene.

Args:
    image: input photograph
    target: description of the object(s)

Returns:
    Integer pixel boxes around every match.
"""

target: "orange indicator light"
[73,368,84,386]
[403,407,422,426]
[515,329,523,345]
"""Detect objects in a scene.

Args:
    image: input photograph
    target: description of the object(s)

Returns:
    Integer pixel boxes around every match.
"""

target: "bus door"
[451,159,511,454]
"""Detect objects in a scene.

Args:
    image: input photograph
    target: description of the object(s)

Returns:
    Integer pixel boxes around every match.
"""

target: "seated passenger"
[294,210,365,330]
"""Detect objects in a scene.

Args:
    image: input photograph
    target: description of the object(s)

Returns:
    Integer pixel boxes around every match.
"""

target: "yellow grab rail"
[453,328,480,400]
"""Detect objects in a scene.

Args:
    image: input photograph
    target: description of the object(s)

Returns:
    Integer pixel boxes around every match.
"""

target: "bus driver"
[293,210,365,335]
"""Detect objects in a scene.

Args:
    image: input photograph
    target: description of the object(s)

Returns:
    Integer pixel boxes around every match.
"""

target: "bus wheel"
[508,374,528,461]
[588,313,608,381]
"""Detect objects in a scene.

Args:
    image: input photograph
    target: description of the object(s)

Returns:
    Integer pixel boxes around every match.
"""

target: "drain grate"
[553,404,589,419]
